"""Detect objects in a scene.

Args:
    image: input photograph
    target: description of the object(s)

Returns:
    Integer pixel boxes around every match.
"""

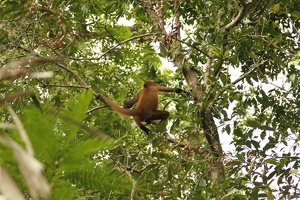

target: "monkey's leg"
[145,110,169,124]
[133,116,150,134]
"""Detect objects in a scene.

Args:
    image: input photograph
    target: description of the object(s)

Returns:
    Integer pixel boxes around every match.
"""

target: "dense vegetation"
[0,0,299,199]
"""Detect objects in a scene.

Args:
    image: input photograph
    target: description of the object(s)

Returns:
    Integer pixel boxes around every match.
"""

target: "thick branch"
[203,51,213,91]
[138,0,165,32]
[225,0,248,31]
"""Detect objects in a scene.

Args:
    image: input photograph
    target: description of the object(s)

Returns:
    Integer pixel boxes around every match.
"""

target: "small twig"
[86,105,108,114]
[104,9,119,43]
[58,113,110,140]
[71,33,159,61]
[55,62,90,89]
[231,60,265,85]
[172,36,211,59]
[163,132,207,156]
[42,84,89,89]
[210,60,266,106]
[123,165,149,173]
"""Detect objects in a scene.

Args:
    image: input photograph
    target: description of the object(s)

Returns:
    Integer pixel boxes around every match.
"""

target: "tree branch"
[86,105,108,114]
[54,62,90,89]
[171,36,211,59]
[163,132,208,157]
[58,113,110,140]
[225,0,248,31]
[71,33,159,61]
[0,57,64,82]
[41,83,89,89]
[138,0,165,32]
[0,92,31,105]
[211,60,266,105]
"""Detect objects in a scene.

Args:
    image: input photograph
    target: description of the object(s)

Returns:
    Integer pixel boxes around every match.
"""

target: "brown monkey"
[98,80,183,134]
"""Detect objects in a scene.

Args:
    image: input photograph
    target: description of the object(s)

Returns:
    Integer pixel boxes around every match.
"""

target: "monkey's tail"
[98,94,141,116]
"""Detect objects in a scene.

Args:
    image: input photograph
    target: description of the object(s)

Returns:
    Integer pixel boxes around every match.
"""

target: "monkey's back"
[136,86,159,118]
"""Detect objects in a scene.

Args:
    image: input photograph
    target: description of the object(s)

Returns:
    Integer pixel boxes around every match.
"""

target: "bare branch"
[86,105,108,114]
[203,51,213,91]
[0,123,16,129]
[232,61,266,85]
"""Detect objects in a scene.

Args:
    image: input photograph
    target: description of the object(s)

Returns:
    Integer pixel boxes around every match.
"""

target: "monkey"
[97,80,184,134]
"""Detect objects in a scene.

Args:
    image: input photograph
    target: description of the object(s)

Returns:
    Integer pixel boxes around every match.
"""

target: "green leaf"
[22,108,61,165]
[62,137,111,170]
[233,128,244,138]
[264,159,278,165]
[156,120,168,132]
[66,164,139,192]
[261,90,269,103]
[245,140,252,148]
[30,94,42,111]
[270,52,284,66]
[289,74,296,83]
[225,124,231,134]
[59,90,93,141]
[291,11,300,19]
[51,179,82,200]
[159,42,168,58]
[279,158,288,167]
[246,119,261,128]
[267,171,277,180]
[251,140,260,149]
[271,4,280,13]
[261,126,273,131]
[0,1,24,19]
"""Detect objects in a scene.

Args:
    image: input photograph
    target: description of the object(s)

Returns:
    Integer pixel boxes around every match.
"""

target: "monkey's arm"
[123,90,141,109]
[157,86,186,94]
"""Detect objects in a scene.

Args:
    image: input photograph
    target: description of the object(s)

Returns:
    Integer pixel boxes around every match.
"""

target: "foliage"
[0,0,300,199]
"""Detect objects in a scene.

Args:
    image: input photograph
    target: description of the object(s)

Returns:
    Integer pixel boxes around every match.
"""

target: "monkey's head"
[144,80,154,88]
